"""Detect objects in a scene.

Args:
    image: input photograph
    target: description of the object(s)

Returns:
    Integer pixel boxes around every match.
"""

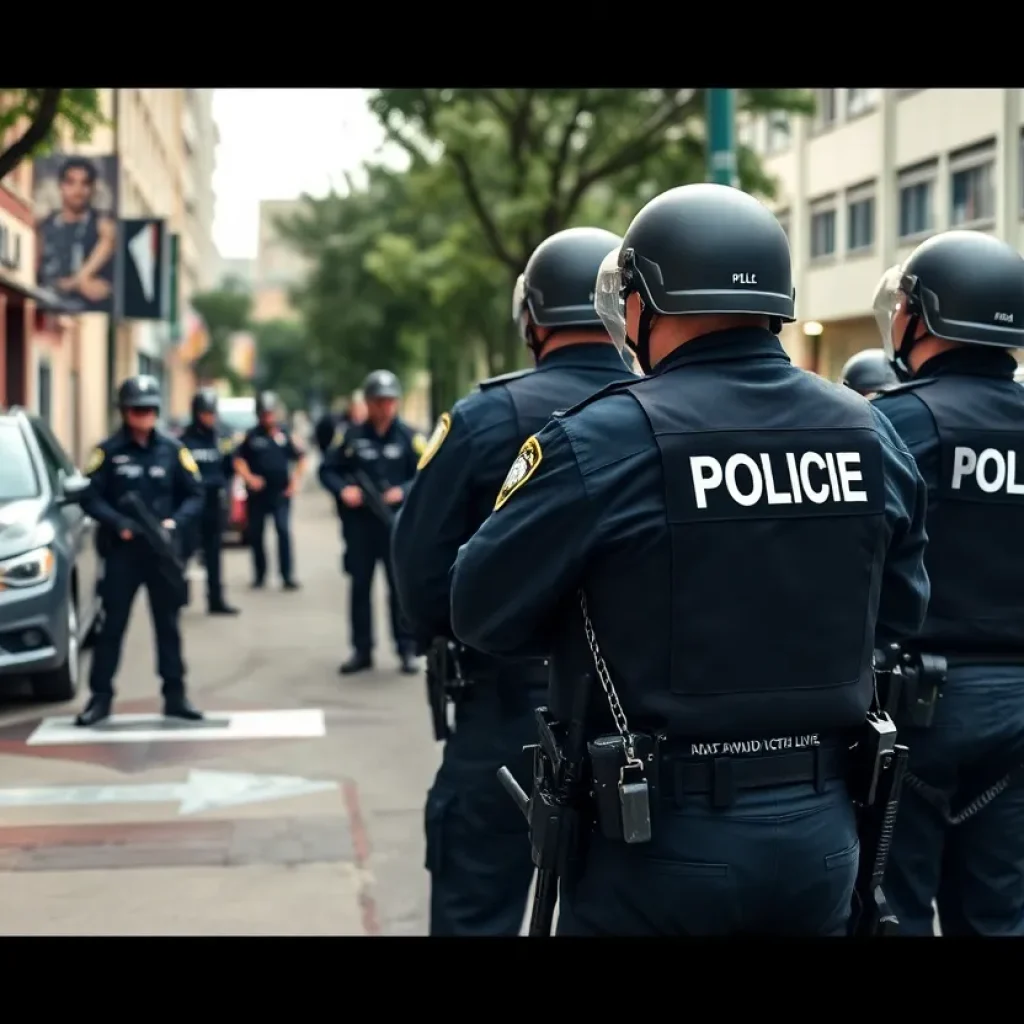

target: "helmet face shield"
[594,248,627,352]
[511,274,529,342]
[872,264,908,363]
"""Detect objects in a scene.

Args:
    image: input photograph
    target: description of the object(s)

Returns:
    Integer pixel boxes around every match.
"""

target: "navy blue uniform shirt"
[319,417,424,507]
[179,421,235,491]
[236,423,303,494]
[82,426,204,543]
[450,330,930,729]
[394,343,635,645]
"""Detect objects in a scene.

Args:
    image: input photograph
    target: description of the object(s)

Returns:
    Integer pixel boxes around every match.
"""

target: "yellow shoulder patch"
[219,437,235,454]
[179,447,200,477]
[417,413,451,471]
[412,432,427,456]
[494,435,542,510]
[84,447,105,475]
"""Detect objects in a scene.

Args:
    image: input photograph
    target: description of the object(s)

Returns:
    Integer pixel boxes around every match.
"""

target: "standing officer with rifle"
[872,232,1024,936]
[451,184,930,936]
[75,375,205,727]
[839,348,898,398]
[392,227,636,936]
[319,370,424,675]
[180,388,239,616]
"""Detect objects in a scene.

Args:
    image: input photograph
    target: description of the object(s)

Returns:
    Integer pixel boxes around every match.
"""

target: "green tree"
[191,281,252,389]
[252,318,315,411]
[0,89,105,180]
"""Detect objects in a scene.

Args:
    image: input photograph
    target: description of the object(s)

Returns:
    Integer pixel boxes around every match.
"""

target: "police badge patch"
[84,447,105,475]
[417,412,451,471]
[179,447,201,477]
[494,435,542,510]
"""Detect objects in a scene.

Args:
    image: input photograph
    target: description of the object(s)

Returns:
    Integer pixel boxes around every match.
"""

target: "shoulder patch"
[477,367,534,391]
[84,446,105,475]
[494,435,542,511]
[871,378,937,401]
[330,426,346,450]
[417,413,451,470]
[179,447,200,476]
[219,436,235,454]
[553,378,637,419]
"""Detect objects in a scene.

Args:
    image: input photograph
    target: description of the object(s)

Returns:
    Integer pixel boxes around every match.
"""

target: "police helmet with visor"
[594,183,795,372]
[512,227,624,358]
[363,370,402,401]
[118,374,161,411]
[839,348,898,396]
[191,388,218,418]
[256,390,278,416]
[872,230,1024,379]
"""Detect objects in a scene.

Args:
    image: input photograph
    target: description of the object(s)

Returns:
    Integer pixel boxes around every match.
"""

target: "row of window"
[801,140,998,261]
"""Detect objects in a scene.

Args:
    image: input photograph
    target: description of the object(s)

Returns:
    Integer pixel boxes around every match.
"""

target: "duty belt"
[457,651,550,688]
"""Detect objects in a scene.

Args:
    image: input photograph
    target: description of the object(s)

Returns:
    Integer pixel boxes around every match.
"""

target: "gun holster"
[524,708,582,873]
[588,733,657,843]
[875,645,947,729]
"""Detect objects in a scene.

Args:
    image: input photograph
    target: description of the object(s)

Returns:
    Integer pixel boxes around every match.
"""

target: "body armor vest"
[627,357,887,737]
[912,375,1024,653]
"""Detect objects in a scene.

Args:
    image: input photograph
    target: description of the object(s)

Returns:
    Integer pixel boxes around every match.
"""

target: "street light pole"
[706,89,738,188]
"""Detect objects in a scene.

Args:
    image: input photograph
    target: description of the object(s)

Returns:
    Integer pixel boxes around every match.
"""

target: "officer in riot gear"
[393,226,637,935]
[451,184,929,936]
[180,389,239,615]
[839,348,898,397]
[872,230,1024,936]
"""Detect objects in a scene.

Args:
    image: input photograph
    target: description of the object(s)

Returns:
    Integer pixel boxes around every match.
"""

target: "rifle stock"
[120,491,188,607]
[350,467,395,527]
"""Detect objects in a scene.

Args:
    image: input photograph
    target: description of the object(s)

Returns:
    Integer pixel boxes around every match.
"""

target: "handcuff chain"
[579,590,638,763]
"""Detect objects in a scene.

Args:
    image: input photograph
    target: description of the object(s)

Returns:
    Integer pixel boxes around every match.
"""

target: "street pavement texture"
[0,483,442,935]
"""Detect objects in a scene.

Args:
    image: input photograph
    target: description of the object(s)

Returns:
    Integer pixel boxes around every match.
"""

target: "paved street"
[0,484,441,935]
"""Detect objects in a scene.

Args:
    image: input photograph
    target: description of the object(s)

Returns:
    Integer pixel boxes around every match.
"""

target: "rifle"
[120,491,189,608]
[498,672,591,936]
[425,637,465,741]
[847,710,908,936]
[348,467,396,527]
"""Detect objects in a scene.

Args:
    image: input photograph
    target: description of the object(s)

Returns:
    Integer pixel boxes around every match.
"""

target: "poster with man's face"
[33,153,119,316]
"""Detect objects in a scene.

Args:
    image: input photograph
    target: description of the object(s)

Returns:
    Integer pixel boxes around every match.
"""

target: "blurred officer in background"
[392,226,636,935]
[76,375,205,727]
[872,231,1024,936]
[839,348,898,398]
[315,393,366,455]
[234,391,306,590]
[319,370,424,675]
[180,388,239,616]
[450,184,929,936]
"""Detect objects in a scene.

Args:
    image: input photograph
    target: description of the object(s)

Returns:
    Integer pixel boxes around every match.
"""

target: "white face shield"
[511,273,528,342]
[871,264,907,363]
[594,248,627,352]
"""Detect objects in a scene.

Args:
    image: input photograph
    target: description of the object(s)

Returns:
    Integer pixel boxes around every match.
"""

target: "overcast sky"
[211,89,389,259]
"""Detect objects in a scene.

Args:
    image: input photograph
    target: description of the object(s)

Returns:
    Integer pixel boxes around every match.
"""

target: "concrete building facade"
[252,199,308,323]
[743,89,1024,379]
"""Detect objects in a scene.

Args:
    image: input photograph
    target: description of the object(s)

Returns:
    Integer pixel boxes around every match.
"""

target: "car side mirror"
[58,471,90,506]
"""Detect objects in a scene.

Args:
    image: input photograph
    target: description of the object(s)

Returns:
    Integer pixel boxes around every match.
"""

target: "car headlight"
[0,547,56,591]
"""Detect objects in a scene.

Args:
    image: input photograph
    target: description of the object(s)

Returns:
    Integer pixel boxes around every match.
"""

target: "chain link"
[579,590,640,764]
[904,768,1014,827]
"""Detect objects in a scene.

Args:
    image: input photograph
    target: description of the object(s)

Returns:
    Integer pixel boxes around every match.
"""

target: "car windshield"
[219,407,257,435]
[0,421,41,500]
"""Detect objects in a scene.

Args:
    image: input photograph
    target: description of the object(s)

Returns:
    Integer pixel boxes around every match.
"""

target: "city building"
[744,89,1024,378]
[252,199,309,322]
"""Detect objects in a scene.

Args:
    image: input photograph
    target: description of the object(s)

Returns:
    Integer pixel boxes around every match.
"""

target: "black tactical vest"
[628,358,887,737]
[911,375,1024,653]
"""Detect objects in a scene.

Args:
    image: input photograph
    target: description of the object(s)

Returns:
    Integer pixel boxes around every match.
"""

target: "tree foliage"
[191,281,252,388]
[252,318,313,412]
[277,89,813,418]
[0,89,105,180]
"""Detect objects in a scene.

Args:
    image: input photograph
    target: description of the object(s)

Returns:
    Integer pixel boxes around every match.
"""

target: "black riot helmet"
[363,369,402,401]
[513,227,624,360]
[873,230,1024,379]
[839,348,898,396]
[256,390,278,417]
[596,183,795,373]
[117,374,161,411]
[191,388,218,419]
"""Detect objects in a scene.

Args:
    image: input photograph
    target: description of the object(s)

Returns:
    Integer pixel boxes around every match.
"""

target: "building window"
[846,89,879,118]
[846,182,876,253]
[814,89,838,132]
[37,359,52,426]
[766,112,790,155]
[897,160,938,240]
[810,198,837,260]
[950,139,996,227]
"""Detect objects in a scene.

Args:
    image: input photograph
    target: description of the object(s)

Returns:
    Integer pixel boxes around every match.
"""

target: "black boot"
[339,652,372,675]
[208,601,240,615]
[163,696,204,720]
[399,651,418,675]
[282,580,301,591]
[75,695,112,727]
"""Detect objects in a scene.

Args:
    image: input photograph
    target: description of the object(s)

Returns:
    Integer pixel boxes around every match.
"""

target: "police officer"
[180,389,239,616]
[320,370,423,675]
[871,231,1024,936]
[234,391,306,590]
[392,226,636,936]
[839,348,898,397]
[450,184,930,936]
[76,375,205,727]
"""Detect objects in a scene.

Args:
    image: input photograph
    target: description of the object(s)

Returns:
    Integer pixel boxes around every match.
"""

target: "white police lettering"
[951,446,1024,494]
[689,452,868,509]
[732,273,757,285]
[995,312,1014,323]
[690,735,820,757]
